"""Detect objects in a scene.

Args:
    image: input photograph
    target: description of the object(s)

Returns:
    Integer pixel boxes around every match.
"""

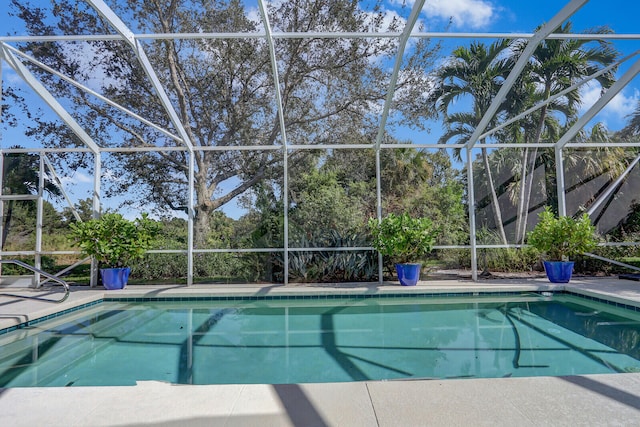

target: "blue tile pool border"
[560,289,640,313]
[2,289,639,335]
[102,290,527,303]
[0,298,104,335]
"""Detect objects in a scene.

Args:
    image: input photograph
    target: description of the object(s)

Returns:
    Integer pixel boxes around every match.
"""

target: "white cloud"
[246,7,263,30]
[59,171,93,186]
[580,82,639,129]
[421,0,495,29]
[1,66,27,86]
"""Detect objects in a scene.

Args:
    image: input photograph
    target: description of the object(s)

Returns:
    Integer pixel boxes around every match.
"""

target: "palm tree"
[511,22,618,243]
[432,39,513,245]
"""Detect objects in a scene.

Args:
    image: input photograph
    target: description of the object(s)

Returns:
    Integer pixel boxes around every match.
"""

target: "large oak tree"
[7,0,440,247]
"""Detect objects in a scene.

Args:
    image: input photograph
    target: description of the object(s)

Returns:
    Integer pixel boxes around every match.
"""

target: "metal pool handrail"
[0,259,70,303]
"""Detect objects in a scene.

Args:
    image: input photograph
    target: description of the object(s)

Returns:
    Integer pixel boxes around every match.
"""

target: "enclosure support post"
[0,150,4,277]
[34,155,45,287]
[467,147,478,281]
[283,148,289,285]
[0,66,3,278]
[90,152,101,288]
[555,147,567,218]
[375,149,383,283]
[187,153,194,286]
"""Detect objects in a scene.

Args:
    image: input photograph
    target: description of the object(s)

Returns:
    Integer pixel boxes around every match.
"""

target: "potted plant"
[368,212,437,286]
[68,213,160,289]
[527,206,598,283]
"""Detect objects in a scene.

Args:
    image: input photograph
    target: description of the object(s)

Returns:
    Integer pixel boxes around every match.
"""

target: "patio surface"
[1,276,639,426]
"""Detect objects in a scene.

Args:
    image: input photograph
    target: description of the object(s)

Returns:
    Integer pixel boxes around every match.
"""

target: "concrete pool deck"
[1,276,639,426]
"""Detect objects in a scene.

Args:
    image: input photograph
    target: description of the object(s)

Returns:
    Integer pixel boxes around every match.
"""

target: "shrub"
[368,212,437,264]
[527,207,598,261]
[68,213,160,268]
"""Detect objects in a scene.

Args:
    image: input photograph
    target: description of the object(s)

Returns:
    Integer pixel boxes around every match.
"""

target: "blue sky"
[1,0,639,218]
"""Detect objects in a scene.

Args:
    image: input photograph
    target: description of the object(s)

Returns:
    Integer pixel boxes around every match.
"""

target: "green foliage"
[368,213,437,264]
[610,201,640,238]
[238,229,377,283]
[238,252,280,283]
[2,149,62,197]
[282,230,377,283]
[289,169,363,236]
[2,200,68,250]
[0,256,57,275]
[482,247,541,272]
[131,253,188,280]
[2,149,63,249]
[68,213,160,268]
[403,172,468,245]
[61,198,96,223]
[193,253,241,279]
[527,207,598,261]
[100,214,241,280]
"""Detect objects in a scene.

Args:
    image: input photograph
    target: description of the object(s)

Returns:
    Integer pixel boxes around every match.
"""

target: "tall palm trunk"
[518,101,549,243]
[519,146,541,242]
[514,146,530,243]
[481,146,508,245]
[516,89,550,244]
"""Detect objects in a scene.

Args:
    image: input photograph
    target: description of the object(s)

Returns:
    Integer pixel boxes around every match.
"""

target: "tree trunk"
[1,200,14,250]
[193,170,216,249]
[514,147,529,244]
[518,91,550,243]
[520,147,540,243]
[481,147,508,245]
[193,205,212,249]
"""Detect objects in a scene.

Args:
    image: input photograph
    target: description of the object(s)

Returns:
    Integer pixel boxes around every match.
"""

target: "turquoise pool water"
[1,293,639,387]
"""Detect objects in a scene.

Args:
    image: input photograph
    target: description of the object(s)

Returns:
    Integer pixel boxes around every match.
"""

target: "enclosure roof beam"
[555,56,640,149]
[374,0,426,149]
[586,153,640,217]
[257,0,288,148]
[42,155,82,222]
[5,44,183,144]
[4,32,640,43]
[86,0,194,153]
[464,0,588,151]
[478,50,640,142]
[0,42,100,154]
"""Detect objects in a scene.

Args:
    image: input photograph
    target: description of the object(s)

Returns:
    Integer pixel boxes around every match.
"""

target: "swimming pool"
[1,292,639,387]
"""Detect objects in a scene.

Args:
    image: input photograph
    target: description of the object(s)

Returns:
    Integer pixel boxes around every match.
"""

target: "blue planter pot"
[395,263,421,286]
[100,267,131,290]
[543,261,574,283]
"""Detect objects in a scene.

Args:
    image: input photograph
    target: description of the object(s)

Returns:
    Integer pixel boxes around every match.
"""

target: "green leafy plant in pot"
[68,213,160,289]
[368,212,437,286]
[527,207,598,283]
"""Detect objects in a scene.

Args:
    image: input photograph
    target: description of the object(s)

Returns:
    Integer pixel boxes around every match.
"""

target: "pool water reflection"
[1,294,639,387]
